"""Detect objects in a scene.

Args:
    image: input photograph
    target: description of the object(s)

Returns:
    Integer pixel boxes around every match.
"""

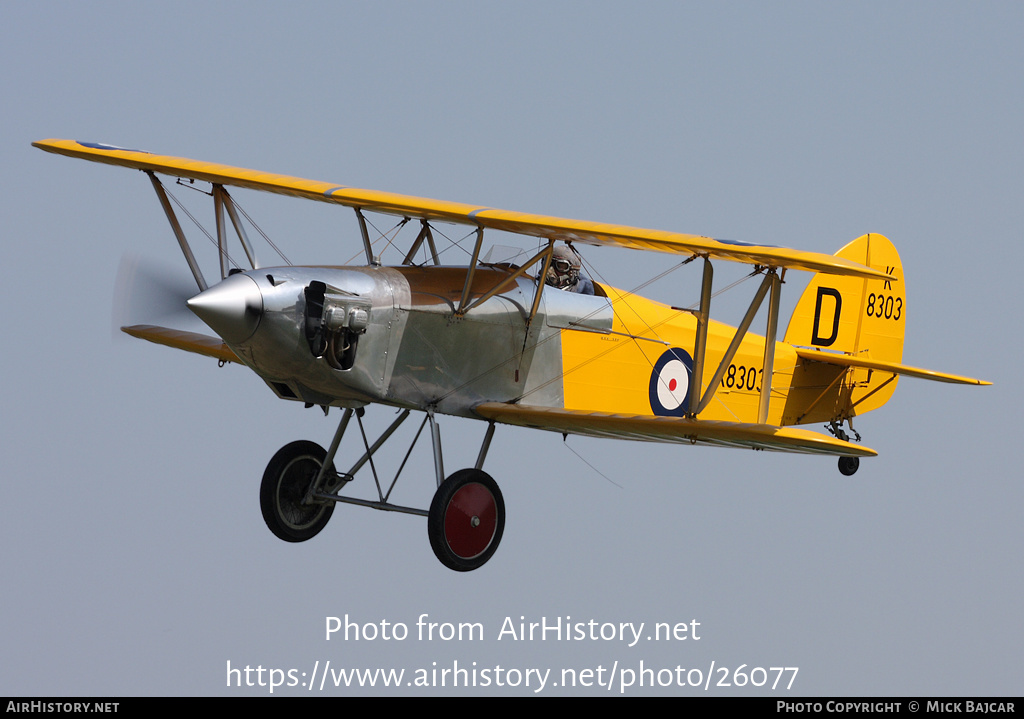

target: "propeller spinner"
[186,272,263,344]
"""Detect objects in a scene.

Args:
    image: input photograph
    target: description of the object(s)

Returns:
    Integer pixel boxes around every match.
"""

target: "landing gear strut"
[257,408,505,571]
[828,420,863,476]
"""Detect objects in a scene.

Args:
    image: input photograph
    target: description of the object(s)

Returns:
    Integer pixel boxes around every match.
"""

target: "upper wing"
[794,348,991,385]
[34,138,891,280]
[475,402,876,457]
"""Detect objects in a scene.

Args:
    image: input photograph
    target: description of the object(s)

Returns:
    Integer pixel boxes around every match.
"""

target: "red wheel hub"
[444,482,497,559]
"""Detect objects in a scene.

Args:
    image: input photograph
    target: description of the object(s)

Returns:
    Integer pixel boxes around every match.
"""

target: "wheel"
[260,440,336,542]
[428,468,505,572]
[838,456,860,476]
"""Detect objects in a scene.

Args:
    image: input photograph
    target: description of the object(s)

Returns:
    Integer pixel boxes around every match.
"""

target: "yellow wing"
[34,139,891,280]
[122,325,239,364]
[474,403,876,457]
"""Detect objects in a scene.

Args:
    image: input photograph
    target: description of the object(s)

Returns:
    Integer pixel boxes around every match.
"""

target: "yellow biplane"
[34,139,989,571]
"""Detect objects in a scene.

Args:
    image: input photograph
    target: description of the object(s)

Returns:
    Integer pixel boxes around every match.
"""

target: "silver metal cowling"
[220,267,403,408]
[192,265,601,418]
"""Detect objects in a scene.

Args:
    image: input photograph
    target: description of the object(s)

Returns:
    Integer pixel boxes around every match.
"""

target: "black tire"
[838,456,860,476]
[260,440,335,542]
[428,469,505,572]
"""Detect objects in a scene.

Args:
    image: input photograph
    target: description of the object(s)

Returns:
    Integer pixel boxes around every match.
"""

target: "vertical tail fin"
[783,233,905,420]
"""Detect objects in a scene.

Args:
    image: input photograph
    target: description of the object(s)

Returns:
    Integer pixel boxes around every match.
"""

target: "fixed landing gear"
[828,420,863,476]
[260,440,336,542]
[838,456,860,476]
[428,469,505,572]
[257,408,505,571]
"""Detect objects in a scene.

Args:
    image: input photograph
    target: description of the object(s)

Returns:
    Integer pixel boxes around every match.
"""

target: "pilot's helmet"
[545,245,581,289]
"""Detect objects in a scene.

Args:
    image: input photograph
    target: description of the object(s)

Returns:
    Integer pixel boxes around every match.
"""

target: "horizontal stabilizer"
[794,349,991,385]
[475,403,876,457]
[122,324,239,363]
[34,138,891,280]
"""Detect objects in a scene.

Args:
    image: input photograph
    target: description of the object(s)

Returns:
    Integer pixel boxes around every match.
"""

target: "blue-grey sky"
[1,1,1017,696]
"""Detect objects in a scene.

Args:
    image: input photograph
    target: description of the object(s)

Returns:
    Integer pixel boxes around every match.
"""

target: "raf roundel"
[649,348,694,416]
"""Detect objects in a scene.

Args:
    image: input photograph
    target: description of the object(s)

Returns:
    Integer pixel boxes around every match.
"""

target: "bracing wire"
[168,181,293,268]
[562,437,624,488]
[165,187,241,271]
[231,200,292,265]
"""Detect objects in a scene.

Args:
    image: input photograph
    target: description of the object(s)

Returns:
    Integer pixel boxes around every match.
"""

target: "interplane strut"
[686,262,782,421]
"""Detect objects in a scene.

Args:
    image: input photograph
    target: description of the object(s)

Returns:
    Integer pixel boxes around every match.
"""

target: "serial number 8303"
[866,293,902,321]
[725,364,763,392]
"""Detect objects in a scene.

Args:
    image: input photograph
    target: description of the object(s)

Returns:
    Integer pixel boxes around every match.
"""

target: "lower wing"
[122,325,239,364]
[474,403,876,457]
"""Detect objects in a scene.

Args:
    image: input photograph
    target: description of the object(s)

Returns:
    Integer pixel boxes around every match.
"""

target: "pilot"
[544,244,595,295]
